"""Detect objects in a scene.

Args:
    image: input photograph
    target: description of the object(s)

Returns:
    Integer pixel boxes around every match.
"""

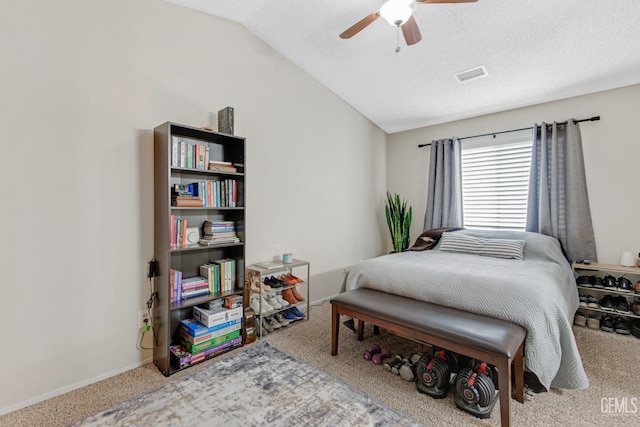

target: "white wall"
[0,0,387,413]
[387,84,640,264]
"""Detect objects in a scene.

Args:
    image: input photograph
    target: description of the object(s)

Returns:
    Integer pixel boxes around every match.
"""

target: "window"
[460,130,532,230]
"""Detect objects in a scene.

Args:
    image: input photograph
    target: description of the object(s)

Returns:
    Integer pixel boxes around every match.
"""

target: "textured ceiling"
[163,0,640,134]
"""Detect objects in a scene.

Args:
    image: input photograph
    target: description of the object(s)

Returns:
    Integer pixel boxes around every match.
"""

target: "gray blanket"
[346,229,588,390]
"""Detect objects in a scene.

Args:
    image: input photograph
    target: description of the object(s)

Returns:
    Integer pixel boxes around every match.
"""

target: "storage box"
[180,321,242,345]
[180,318,242,338]
[223,295,243,309]
[193,305,243,327]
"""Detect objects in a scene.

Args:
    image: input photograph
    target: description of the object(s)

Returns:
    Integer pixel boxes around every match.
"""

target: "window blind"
[460,130,532,230]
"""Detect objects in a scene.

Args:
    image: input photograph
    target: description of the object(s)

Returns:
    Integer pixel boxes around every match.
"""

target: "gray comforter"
[345,229,588,390]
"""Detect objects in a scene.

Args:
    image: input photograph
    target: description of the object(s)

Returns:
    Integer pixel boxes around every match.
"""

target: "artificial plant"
[385,192,412,252]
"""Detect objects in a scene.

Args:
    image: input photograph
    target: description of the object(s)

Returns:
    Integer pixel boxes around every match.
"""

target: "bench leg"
[331,304,339,356]
[513,341,524,403]
[357,319,364,341]
[498,357,511,427]
[373,325,380,335]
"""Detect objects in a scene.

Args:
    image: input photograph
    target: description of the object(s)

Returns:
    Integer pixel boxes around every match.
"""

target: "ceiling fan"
[339,0,478,48]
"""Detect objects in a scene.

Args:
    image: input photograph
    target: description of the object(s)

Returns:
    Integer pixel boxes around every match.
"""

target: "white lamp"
[379,0,417,26]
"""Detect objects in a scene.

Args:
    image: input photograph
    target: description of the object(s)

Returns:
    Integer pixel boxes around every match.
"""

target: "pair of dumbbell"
[363,344,391,365]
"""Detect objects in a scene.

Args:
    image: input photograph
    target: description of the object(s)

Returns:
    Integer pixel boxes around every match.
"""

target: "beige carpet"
[2,301,638,427]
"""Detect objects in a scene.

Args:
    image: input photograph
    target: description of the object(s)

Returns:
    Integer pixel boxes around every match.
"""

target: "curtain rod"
[417,116,600,148]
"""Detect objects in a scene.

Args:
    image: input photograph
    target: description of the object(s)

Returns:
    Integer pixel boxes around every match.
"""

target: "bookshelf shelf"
[153,121,246,376]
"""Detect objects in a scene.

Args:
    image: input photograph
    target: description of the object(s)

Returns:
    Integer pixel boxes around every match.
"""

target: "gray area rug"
[70,341,424,427]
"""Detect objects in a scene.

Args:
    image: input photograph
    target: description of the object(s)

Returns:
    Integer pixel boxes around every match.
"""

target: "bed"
[345,228,588,391]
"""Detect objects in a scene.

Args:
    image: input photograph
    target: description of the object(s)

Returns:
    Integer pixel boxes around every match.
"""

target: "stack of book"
[199,220,239,245]
[172,195,203,207]
[208,160,237,173]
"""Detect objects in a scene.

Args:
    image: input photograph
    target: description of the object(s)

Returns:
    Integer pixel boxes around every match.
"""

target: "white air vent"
[454,66,488,83]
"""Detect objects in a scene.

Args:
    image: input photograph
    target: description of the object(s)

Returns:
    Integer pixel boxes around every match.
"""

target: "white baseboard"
[0,357,153,416]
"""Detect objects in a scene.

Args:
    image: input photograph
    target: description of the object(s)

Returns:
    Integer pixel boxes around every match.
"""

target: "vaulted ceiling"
[163,0,640,133]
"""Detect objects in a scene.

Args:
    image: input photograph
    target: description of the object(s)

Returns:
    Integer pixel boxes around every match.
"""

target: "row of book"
[171,179,239,208]
[169,259,237,303]
[171,136,224,170]
[170,215,189,249]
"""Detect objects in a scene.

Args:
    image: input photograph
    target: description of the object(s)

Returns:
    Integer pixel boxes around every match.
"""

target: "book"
[218,106,234,135]
[254,261,284,270]
[180,318,241,338]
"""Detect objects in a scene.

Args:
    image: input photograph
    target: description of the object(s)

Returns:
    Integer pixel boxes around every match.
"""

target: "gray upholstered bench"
[330,288,526,427]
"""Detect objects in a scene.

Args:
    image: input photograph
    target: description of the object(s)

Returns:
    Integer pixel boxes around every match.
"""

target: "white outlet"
[138,310,150,329]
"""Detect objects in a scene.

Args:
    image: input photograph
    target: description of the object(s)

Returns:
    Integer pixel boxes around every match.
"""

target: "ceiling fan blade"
[401,16,422,45]
[339,13,379,39]
[417,0,478,4]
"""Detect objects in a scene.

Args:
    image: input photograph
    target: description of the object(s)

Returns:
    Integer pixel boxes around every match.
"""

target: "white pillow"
[438,232,525,260]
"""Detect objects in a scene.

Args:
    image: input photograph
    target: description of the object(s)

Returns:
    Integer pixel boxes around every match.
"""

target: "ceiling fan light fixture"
[379,0,417,26]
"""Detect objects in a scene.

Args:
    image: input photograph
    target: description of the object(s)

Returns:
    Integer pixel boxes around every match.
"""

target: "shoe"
[599,315,614,333]
[266,294,282,310]
[586,295,600,309]
[261,317,274,333]
[264,315,281,329]
[614,296,630,314]
[289,306,305,320]
[600,295,614,311]
[261,278,272,292]
[587,315,600,330]
[281,288,298,305]
[631,301,640,316]
[635,280,640,294]
[574,311,587,327]
[578,294,587,308]
[249,279,260,294]
[286,273,304,284]
[603,275,617,290]
[291,287,306,302]
[269,276,286,288]
[250,297,262,314]
[614,317,630,335]
[273,312,289,327]
[278,274,298,286]
[280,309,296,322]
[591,276,604,289]
[576,276,592,288]
[275,294,290,307]
[260,297,274,312]
[617,277,634,292]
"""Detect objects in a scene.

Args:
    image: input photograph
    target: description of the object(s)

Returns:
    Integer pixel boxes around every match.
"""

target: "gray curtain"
[424,138,463,229]
[526,120,597,262]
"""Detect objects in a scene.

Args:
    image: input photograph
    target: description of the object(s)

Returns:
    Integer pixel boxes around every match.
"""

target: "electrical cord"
[138,259,160,350]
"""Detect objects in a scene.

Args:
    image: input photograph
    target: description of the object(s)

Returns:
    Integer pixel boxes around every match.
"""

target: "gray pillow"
[438,232,525,260]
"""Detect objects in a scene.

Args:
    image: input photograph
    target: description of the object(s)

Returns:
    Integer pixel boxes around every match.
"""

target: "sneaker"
[574,311,587,327]
[250,297,269,315]
[266,294,282,310]
[614,317,630,335]
[578,294,587,308]
[577,276,592,288]
[273,312,290,327]
[600,295,614,311]
[587,315,600,330]
[586,295,600,309]
[280,309,296,322]
[264,315,281,329]
[288,306,305,320]
[603,275,617,290]
[261,317,274,333]
[617,277,634,292]
[275,294,290,307]
[591,277,604,289]
[260,297,274,313]
[599,315,614,333]
[614,296,630,314]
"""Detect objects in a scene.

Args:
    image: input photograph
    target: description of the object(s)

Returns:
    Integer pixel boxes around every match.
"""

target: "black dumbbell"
[363,344,381,361]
